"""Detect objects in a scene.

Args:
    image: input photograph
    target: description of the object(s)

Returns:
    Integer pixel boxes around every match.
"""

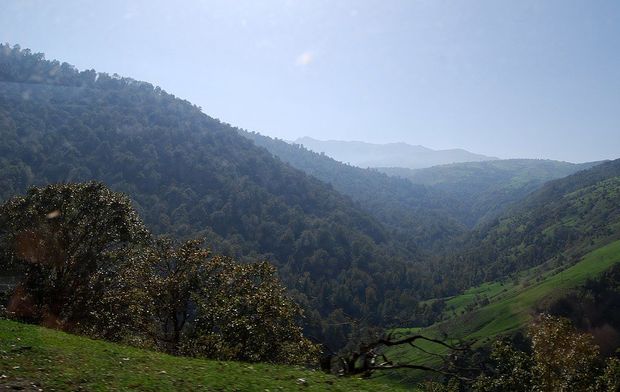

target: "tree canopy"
[0,182,148,332]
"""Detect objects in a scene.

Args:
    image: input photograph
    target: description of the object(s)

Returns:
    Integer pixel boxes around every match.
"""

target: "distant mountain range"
[294,137,498,169]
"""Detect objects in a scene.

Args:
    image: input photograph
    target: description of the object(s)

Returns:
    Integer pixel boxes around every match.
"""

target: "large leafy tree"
[146,237,206,351]
[529,314,600,391]
[143,237,320,364]
[190,255,320,364]
[0,182,149,334]
[473,315,620,392]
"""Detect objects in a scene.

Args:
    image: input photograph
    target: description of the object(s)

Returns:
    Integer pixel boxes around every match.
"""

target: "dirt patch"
[0,377,42,391]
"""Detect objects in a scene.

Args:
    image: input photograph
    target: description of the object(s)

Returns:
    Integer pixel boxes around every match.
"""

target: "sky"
[1,0,619,162]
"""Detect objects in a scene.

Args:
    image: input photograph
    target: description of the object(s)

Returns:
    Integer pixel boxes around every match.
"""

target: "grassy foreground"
[0,319,406,392]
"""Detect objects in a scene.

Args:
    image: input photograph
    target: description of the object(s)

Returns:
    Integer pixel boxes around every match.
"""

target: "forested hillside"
[380,159,598,226]
[243,131,468,251]
[0,45,427,348]
[243,133,599,236]
[242,134,618,305]
[446,159,620,287]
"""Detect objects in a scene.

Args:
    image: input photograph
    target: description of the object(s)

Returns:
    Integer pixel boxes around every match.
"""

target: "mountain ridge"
[294,136,498,169]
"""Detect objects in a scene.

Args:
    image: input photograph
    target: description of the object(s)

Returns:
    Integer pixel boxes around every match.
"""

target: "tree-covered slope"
[380,159,599,226]
[0,44,427,347]
[242,131,468,251]
[449,159,620,286]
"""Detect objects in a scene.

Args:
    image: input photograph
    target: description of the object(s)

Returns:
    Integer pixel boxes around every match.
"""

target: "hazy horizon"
[1,0,619,163]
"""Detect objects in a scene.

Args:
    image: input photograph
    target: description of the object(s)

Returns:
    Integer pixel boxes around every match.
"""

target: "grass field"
[0,318,407,392]
[385,239,620,382]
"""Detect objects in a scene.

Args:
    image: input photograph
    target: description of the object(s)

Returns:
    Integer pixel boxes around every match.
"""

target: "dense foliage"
[421,315,620,391]
[0,182,318,364]
[0,182,149,334]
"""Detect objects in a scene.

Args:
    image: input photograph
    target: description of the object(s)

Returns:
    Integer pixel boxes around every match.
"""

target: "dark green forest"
[241,124,620,301]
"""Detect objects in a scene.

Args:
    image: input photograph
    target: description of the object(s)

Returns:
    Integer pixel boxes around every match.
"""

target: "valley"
[1,44,619,391]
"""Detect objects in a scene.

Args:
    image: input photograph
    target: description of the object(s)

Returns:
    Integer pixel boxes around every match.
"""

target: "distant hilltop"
[294,137,498,169]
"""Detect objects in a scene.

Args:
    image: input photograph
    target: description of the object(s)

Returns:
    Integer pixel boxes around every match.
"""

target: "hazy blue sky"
[1,0,619,162]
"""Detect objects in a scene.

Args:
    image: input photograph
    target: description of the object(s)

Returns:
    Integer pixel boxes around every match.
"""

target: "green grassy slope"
[387,240,620,378]
[453,239,620,340]
[0,319,405,392]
